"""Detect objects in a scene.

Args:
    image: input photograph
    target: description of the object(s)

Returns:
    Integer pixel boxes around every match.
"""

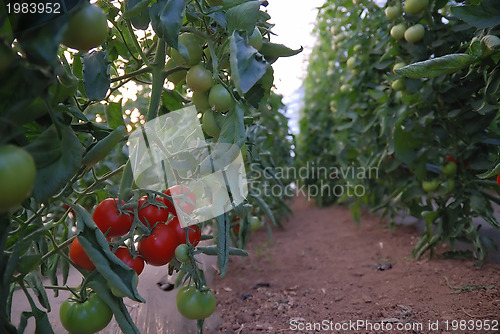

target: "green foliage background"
[298,0,500,264]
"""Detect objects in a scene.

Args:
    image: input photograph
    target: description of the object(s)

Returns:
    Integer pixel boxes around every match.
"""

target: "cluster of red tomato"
[69,185,200,274]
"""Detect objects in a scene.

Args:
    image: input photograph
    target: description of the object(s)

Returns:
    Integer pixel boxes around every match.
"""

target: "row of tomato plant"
[298,0,500,264]
[0,0,297,333]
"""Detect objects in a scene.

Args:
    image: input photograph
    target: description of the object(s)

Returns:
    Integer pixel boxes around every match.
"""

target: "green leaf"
[24,272,51,312]
[216,214,229,278]
[71,204,145,303]
[226,1,262,36]
[82,125,126,167]
[15,14,66,66]
[259,41,303,64]
[393,125,419,168]
[218,102,246,145]
[484,67,500,105]
[126,0,151,30]
[105,101,125,129]
[25,125,83,202]
[249,192,277,226]
[477,162,500,179]
[31,306,54,334]
[87,276,141,334]
[451,2,500,29]
[149,0,186,49]
[395,54,477,78]
[197,246,248,256]
[230,31,269,94]
[82,51,111,100]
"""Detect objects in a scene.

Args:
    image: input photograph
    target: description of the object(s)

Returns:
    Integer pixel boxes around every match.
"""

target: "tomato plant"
[385,4,401,20]
[137,223,179,266]
[69,238,96,272]
[441,162,457,177]
[2,0,297,331]
[114,247,145,275]
[176,285,216,320]
[62,3,108,51]
[93,198,133,237]
[170,33,203,67]
[404,0,428,15]
[168,217,201,247]
[138,196,171,228]
[208,84,234,112]
[299,0,500,265]
[0,145,36,212]
[164,185,197,215]
[404,24,425,43]
[59,293,113,334]
[186,64,214,93]
[175,244,190,263]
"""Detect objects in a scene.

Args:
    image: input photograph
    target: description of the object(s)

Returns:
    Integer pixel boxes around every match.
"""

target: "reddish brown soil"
[210,196,500,334]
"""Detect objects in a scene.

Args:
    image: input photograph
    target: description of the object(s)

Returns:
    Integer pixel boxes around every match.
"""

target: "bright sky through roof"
[265,0,325,133]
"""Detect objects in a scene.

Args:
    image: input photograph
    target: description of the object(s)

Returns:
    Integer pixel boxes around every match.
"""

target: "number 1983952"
[444,319,498,331]
[6,2,61,14]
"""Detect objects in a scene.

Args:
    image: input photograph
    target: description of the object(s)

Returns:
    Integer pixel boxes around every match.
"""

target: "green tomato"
[385,5,401,19]
[175,244,190,263]
[192,91,210,111]
[422,180,440,193]
[404,0,428,15]
[441,162,457,177]
[249,216,262,232]
[0,145,36,212]
[340,84,351,93]
[390,23,406,40]
[208,84,233,112]
[176,285,216,320]
[440,180,455,194]
[170,33,203,67]
[186,64,213,93]
[202,110,221,138]
[353,44,362,53]
[166,59,187,85]
[421,210,439,223]
[59,293,113,334]
[404,24,425,43]
[393,62,406,73]
[346,56,356,68]
[62,3,108,51]
[391,78,405,91]
[248,27,263,50]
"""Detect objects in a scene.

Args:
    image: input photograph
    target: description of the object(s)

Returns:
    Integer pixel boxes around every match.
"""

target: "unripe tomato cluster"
[386,0,429,91]
[164,26,263,139]
[387,0,427,44]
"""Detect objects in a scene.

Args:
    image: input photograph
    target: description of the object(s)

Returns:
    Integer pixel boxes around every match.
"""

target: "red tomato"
[164,185,197,215]
[232,217,241,233]
[69,238,95,271]
[137,223,179,266]
[138,196,172,228]
[168,217,201,246]
[93,198,133,237]
[114,246,145,275]
[445,155,458,163]
[497,174,500,187]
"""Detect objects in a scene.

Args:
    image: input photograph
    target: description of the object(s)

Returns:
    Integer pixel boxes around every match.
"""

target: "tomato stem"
[146,39,167,121]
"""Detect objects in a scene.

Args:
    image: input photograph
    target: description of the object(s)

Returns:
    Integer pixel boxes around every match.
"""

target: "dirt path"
[210,196,500,334]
